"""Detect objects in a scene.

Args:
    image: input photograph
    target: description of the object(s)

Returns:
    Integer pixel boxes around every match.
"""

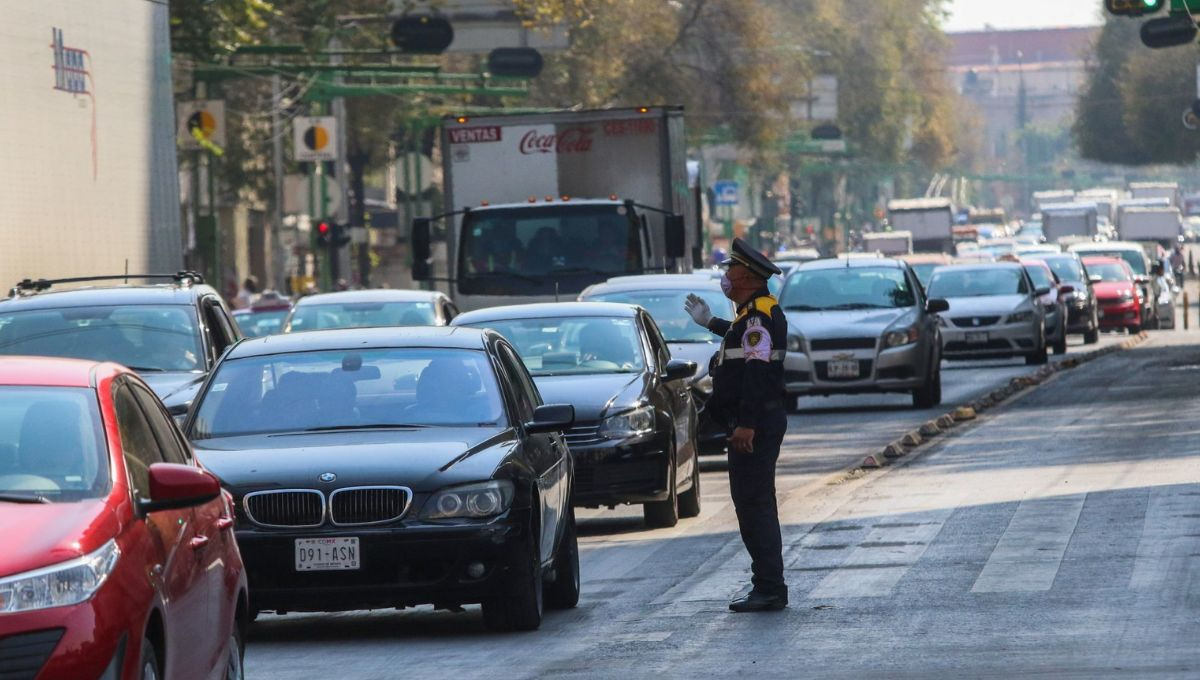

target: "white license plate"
[827,359,860,378]
[965,332,989,344]
[295,537,360,571]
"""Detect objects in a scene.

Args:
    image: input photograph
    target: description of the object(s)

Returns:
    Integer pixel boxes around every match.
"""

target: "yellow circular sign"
[303,126,330,151]
[186,110,217,139]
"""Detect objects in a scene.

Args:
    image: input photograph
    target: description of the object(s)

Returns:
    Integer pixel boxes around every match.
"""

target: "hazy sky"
[944,0,1103,32]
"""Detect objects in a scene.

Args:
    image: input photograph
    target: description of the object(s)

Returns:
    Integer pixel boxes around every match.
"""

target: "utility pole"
[271,73,285,291]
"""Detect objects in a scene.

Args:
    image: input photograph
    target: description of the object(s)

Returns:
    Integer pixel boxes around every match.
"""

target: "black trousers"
[727,407,787,596]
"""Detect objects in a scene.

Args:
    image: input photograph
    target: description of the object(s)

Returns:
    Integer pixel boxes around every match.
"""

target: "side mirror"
[1058,284,1075,296]
[411,217,432,281]
[525,404,575,434]
[663,358,698,382]
[664,214,686,260]
[1034,286,1051,297]
[1088,274,1102,284]
[140,463,220,515]
[925,298,949,314]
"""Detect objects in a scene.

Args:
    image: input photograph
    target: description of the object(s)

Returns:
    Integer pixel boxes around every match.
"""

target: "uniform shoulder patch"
[742,318,772,362]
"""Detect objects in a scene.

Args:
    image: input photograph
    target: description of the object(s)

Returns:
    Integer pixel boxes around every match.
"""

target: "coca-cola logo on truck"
[448,126,502,144]
[519,127,594,154]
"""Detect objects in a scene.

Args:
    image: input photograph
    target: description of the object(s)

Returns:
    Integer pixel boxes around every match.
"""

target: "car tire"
[544,508,580,610]
[482,516,544,632]
[1084,325,1099,345]
[644,452,679,529]
[1025,337,1048,366]
[139,636,161,680]
[678,456,702,519]
[1128,324,1142,334]
[1053,331,1068,355]
[224,623,244,680]
[912,354,942,409]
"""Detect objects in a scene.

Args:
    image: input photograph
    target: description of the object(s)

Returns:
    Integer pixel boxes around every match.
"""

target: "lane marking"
[1129,487,1200,591]
[971,495,1085,593]
[806,509,952,598]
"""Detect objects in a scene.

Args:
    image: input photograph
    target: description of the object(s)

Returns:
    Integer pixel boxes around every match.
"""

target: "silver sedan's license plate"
[965,332,989,344]
[827,359,860,378]
[295,537,360,571]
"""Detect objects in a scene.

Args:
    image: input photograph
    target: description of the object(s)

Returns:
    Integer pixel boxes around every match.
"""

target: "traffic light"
[1141,13,1197,47]
[314,220,331,248]
[330,222,352,249]
[1106,0,1165,17]
[390,15,454,54]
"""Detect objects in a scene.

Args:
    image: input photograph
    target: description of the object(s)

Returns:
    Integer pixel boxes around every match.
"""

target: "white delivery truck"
[1129,181,1180,208]
[1076,188,1121,225]
[1041,202,1099,242]
[862,231,913,256]
[1118,207,1183,245]
[886,198,955,253]
[412,107,696,310]
[1032,190,1075,212]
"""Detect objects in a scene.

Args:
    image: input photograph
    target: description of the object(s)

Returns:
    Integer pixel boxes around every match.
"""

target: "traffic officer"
[685,238,788,612]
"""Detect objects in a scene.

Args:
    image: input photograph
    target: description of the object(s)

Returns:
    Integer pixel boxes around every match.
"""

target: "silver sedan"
[925,263,1049,365]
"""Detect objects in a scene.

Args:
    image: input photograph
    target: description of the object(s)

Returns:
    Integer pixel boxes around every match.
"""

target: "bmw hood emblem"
[319,472,337,483]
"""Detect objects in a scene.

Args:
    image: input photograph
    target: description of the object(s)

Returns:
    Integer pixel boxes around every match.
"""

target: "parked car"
[1021,259,1069,355]
[1081,256,1144,334]
[453,302,700,528]
[184,327,579,631]
[1022,252,1100,344]
[1070,242,1159,329]
[232,290,292,338]
[925,262,1049,365]
[283,289,458,332]
[778,258,949,409]
[0,357,246,680]
[0,272,240,419]
[579,274,732,455]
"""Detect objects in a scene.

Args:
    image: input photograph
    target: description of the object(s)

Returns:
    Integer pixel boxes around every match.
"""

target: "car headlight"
[786,335,804,352]
[692,373,713,396]
[1119,291,1136,302]
[1007,310,1034,324]
[599,406,655,439]
[0,539,119,613]
[421,481,514,520]
[883,327,919,349]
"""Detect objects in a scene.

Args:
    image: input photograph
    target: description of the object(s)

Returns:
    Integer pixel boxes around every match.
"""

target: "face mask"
[720,273,734,296]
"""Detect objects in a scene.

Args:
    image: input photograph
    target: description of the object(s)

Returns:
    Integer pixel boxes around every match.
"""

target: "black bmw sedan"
[183,327,578,632]
[453,302,700,529]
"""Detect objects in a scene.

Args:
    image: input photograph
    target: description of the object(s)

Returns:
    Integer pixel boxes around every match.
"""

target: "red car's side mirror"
[140,463,221,514]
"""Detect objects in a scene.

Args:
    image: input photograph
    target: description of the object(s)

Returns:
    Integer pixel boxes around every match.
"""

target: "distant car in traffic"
[579,274,732,455]
[1081,256,1144,334]
[1022,252,1100,344]
[0,357,246,680]
[453,302,701,528]
[184,327,579,632]
[283,289,458,332]
[779,258,949,409]
[232,290,292,338]
[1021,259,1069,355]
[925,262,1048,365]
[0,272,240,419]
[1069,242,1158,328]
[900,252,954,289]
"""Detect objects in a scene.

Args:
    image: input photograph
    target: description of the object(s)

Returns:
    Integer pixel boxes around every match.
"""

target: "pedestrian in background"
[233,276,259,310]
[685,238,789,612]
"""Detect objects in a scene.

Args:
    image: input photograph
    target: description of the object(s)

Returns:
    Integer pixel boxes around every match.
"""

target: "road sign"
[294,116,338,162]
[177,100,225,150]
[714,180,739,206]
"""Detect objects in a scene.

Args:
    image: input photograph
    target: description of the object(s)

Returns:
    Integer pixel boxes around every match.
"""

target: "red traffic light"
[318,222,330,234]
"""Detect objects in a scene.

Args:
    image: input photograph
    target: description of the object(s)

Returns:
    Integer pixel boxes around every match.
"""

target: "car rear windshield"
[584,289,731,342]
[926,268,1028,298]
[780,267,916,311]
[235,310,288,338]
[463,316,646,376]
[1087,262,1131,283]
[287,302,435,332]
[0,305,202,372]
[0,387,108,501]
[1038,257,1084,282]
[191,348,506,439]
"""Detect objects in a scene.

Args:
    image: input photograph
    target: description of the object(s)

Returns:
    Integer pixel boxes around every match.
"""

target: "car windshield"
[190,348,506,439]
[463,316,646,376]
[1024,265,1054,289]
[0,305,202,372]
[908,263,940,288]
[457,205,643,297]
[287,302,436,332]
[1038,257,1085,282]
[584,290,730,342]
[927,268,1028,298]
[1077,249,1146,276]
[1087,262,1131,283]
[0,387,108,502]
[235,310,288,338]
[780,266,916,311]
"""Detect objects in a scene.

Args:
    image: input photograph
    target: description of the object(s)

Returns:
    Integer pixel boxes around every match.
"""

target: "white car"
[925,263,1049,365]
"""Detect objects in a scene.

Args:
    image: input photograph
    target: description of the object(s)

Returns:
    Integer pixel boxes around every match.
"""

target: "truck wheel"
[544,509,580,610]
[678,457,702,519]
[644,453,679,528]
[482,518,543,631]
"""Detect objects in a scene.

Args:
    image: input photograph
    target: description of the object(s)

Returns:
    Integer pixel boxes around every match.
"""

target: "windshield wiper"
[124,366,170,373]
[549,266,612,277]
[467,271,542,285]
[826,303,891,310]
[303,424,431,432]
[0,492,51,504]
[785,304,824,311]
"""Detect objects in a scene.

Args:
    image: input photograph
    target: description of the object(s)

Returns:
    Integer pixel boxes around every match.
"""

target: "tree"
[1073,16,1152,165]
[1120,43,1200,164]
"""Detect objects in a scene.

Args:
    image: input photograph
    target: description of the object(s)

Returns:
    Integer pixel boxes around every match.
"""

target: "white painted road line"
[971,495,1086,593]
[1129,487,1200,591]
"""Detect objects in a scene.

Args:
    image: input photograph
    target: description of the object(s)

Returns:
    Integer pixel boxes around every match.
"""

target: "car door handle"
[216,517,234,531]
[189,535,210,550]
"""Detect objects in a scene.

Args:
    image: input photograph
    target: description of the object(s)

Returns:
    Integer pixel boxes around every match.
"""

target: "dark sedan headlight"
[599,406,655,439]
[421,481,514,520]
[1007,310,1034,324]
[882,326,919,348]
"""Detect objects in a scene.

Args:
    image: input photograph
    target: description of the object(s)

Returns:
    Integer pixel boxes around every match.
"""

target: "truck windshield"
[457,205,642,296]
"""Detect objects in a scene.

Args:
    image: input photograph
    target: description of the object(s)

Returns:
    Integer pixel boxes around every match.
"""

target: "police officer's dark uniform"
[688,238,788,612]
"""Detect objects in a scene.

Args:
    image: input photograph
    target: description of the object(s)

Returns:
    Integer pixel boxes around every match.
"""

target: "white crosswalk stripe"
[1129,487,1200,591]
[971,495,1086,593]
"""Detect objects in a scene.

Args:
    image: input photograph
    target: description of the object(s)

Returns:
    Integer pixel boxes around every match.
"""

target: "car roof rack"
[9,271,206,297]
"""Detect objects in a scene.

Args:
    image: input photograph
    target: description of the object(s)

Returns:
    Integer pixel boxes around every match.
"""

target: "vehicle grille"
[0,628,64,680]
[950,316,1001,328]
[814,360,873,381]
[563,423,604,447]
[244,490,325,528]
[330,487,411,526]
[944,340,1012,352]
[809,338,876,351]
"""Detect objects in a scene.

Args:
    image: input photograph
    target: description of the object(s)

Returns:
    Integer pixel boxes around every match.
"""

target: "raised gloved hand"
[685,293,713,327]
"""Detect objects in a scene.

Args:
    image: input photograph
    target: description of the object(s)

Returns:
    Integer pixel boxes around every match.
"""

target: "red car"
[0,357,246,680]
[1082,256,1143,333]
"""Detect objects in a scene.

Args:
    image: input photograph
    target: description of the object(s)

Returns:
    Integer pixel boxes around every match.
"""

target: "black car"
[579,274,733,455]
[453,302,700,529]
[282,288,459,332]
[184,327,578,631]
[1022,253,1100,344]
[0,272,240,417]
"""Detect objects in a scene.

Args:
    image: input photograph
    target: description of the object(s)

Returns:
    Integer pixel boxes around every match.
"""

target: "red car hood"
[1093,282,1134,299]
[0,500,118,577]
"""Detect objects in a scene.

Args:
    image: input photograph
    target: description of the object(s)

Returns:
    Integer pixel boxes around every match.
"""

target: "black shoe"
[728,590,787,613]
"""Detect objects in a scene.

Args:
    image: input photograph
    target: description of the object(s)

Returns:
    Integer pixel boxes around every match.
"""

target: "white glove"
[685,293,713,327]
